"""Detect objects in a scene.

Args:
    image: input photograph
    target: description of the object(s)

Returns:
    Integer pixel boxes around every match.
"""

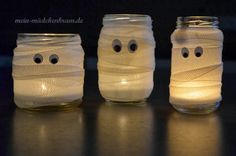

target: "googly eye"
[194,46,203,57]
[112,39,122,53]
[181,47,189,58]
[49,54,59,64]
[128,40,138,53]
[33,54,43,64]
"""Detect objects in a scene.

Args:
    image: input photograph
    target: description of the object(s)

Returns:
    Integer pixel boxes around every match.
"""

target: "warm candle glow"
[13,33,84,109]
[169,16,223,113]
[120,79,128,85]
[98,14,155,102]
[41,83,47,91]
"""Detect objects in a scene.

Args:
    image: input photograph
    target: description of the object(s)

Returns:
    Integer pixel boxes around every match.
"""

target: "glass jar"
[169,16,224,114]
[98,14,156,103]
[12,33,84,110]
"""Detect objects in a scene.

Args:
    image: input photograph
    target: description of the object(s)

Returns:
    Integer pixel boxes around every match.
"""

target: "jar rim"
[18,33,79,37]
[177,16,219,28]
[103,14,152,22]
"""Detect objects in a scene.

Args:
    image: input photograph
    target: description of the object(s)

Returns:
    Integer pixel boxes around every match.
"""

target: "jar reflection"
[167,112,222,156]
[97,103,153,156]
[12,109,84,155]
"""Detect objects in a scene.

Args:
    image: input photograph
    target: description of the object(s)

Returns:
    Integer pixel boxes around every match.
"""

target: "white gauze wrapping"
[13,34,84,107]
[170,28,223,105]
[98,20,155,102]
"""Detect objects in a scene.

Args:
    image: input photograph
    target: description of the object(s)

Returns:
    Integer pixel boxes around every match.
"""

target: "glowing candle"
[98,14,156,103]
[12,33,84,110]
[169,16,224,114]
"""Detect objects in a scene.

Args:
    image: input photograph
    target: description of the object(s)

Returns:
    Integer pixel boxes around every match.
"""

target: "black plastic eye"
[49,54,59,64]
[128,40,138,53]
[33,54,43,64]
[112,39,122,53]
[194,46,203,57]
[181,47,189,58]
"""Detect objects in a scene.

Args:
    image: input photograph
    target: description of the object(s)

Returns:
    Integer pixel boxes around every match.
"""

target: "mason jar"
[97,14,156,103]
[12,33,84,110]
[169,16,224,114]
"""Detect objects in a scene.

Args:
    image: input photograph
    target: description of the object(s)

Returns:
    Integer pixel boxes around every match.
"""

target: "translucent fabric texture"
[98,15,156,102]
[13,34,84,108]
[170,28,223,105]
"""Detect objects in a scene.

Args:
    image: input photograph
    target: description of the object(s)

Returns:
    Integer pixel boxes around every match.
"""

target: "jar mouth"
[18,33,79,38]
[177,16,219,28]
[103,14,152,25]
[17,33,81,45]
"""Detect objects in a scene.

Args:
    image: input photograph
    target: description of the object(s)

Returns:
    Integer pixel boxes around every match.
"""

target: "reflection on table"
[167,112,222,156]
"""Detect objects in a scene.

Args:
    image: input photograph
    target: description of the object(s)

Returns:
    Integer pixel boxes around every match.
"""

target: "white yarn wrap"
[98,16,155,102]
[170,28,223,105]
[13,34,84,108]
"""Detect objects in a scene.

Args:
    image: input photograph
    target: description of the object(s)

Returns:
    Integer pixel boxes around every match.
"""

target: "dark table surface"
[0,59,236,156]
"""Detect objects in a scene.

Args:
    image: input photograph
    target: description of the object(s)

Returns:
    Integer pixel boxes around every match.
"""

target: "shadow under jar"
[97,14,156,104]
[169,16,224,114]
[12,33,84,111]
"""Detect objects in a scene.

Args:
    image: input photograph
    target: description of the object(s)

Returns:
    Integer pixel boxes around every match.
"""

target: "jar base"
[171,102,220,115]
[105,99,147,106]
[16,99,82,112]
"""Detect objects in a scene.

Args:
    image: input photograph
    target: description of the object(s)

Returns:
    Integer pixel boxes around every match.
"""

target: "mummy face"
[170,26,224,108]
[98,26,155,69]
[13,34,84,108]
[98,14,155,102]
[171,45,222,75]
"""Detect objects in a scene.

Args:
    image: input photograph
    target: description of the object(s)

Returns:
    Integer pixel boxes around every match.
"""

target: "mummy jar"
[169,16,224,114]
[12,33,84,110]
[98,14,156,103]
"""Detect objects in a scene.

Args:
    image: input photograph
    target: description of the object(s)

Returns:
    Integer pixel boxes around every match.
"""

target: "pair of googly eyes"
[33,54,59,64]
[181,47,203,58]
[112,39,138,53]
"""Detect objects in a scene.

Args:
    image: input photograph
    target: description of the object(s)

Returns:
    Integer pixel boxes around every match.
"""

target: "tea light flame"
[120,79,128,85]
[41,83,47,91]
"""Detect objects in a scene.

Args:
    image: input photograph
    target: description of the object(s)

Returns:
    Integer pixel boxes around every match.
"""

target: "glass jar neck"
[103,14,152,27]
[177,16,219,28]
[17,33,81,45]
